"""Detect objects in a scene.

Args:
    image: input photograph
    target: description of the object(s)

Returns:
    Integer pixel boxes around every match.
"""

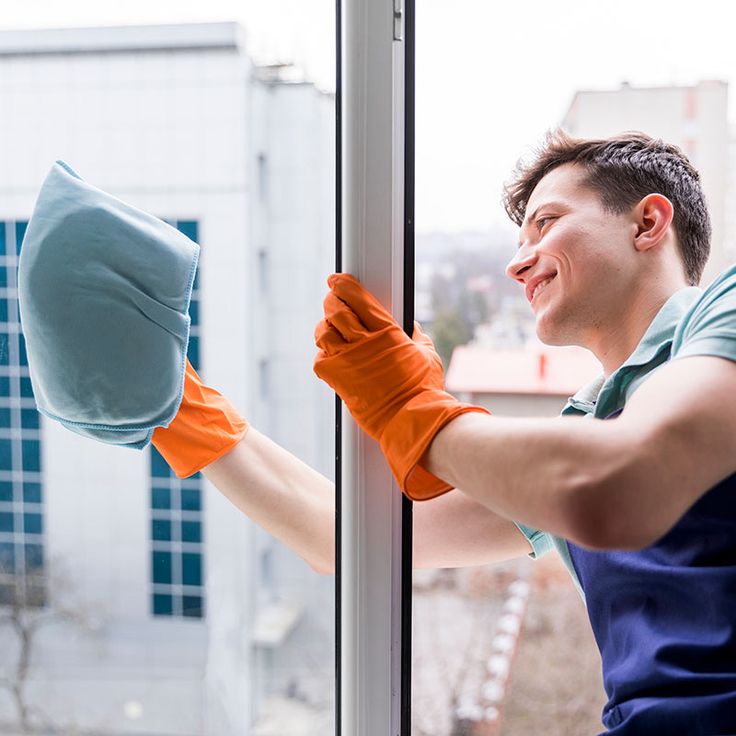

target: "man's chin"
[534,319,572,347]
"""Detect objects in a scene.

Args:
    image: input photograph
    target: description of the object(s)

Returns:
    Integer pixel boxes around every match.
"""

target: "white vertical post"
[340,0,407,734]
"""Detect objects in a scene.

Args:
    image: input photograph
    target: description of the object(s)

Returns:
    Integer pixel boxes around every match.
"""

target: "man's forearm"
[202,424,532,574]
[203,427,337,575]
[424,411,633,547]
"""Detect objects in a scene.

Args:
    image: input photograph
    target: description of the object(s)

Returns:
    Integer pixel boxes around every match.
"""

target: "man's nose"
[505,246,537,283]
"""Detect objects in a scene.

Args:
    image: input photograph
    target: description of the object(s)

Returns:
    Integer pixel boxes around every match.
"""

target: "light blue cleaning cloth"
[17,161,200,449]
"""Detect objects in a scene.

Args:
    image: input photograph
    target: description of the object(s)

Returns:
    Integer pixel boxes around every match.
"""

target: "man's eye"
[536,216,554,230]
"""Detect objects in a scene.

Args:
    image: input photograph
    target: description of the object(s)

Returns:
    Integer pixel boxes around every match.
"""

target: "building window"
[149,220,205,620]
[0,220,45,609]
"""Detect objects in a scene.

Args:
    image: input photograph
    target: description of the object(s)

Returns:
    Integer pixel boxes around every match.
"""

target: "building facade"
[0,22,334,735]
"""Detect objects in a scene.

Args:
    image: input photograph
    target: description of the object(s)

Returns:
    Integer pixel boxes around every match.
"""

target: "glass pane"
[0,5,335,735]
[23,513,42,535]
[0,482,12,502]
[20,408,39,430]
[22,483,41,504]
[0,512,13,533]
[152,551,173,585]
[151,519,172,542]
[412,1,736,733]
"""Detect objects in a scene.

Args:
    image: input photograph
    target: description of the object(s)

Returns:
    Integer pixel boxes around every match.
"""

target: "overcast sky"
[3,0,736,233]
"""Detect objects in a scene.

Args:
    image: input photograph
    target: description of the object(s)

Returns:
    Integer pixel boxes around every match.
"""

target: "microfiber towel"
[17,160,200,449]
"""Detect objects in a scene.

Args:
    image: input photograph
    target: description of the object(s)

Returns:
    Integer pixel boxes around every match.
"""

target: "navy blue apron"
[567,406,736,735]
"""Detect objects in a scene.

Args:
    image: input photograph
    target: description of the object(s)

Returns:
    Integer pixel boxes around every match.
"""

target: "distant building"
[446,344,601,417]
[0,22,334,735]
[562,80,731,289]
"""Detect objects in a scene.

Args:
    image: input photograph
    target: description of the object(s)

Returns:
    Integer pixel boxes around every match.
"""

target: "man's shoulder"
[672,263,736,359]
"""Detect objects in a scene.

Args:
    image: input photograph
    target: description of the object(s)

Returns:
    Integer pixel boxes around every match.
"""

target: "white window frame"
[338,0,413,734]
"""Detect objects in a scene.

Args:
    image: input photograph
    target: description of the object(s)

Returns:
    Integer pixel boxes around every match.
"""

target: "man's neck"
[589,282,685,377]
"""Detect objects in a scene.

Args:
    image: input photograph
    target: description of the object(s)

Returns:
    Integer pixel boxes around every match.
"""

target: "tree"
[430,309,470,370]
[0,557,101,735]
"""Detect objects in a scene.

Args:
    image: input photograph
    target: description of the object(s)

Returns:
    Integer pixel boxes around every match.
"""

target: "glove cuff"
[380,390,491,501]
[152,366,249,478]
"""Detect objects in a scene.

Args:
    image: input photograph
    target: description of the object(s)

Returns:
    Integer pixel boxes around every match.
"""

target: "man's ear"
[632,193,674,253]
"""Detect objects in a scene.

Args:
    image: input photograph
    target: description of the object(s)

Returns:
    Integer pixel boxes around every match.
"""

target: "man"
[308,131,736,734]
[80,130,736,733]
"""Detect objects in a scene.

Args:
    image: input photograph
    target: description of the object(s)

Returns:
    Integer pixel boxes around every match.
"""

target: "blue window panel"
[182,553,202,586]
[0,441,12,471]
[152,519,172,542]
[0,222,5,257]
[23,513,42,535]
[151,486,171,509]
[0,512,13,532]
[181,520,201,543]
[20,376,33,398]
[176,222,200,292]
[176,221,198,244]
[0,482,12,502]
[0,541,14,571]
[182,595,204,618]
[15,222,27,255]
[0,376,9,395]
[22,441,40,472]
[0,301,7,324]
[153,593,173,616]
[0,268,6,289]
[186,335,199,370]
[18,334,27,365]
[21,409,39,430]
[180,489,201,512]
[0,407,10,427]
[24,543,43,570]
[0,335,8,366]
[22,483,41,504]
[188,300,199,327]
[152,551,172,584]
[150,448,171,478]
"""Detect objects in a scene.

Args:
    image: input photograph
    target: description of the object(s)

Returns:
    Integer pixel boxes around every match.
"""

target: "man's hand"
[152,359,249,478]
[313,273,490,500]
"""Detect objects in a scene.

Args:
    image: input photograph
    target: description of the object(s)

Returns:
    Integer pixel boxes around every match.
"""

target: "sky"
[3,0,736,233]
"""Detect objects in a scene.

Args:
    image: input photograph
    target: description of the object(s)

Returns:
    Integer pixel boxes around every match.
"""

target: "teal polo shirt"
[513,263,736,598]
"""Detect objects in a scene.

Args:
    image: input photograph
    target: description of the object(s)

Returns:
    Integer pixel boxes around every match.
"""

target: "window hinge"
[393,0,404,41]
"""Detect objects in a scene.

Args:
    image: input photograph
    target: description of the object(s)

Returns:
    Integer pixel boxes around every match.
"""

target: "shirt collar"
[562,286,702,417]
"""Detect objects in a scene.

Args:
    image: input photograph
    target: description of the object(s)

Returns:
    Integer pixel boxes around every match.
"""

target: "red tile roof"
[446,344,601,396]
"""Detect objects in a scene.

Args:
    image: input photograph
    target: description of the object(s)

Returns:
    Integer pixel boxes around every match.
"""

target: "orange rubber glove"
[152,358,249,478]
[314,273,491,501]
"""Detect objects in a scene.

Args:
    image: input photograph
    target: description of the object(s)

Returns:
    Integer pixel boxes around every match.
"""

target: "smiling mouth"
[531,274,556,303]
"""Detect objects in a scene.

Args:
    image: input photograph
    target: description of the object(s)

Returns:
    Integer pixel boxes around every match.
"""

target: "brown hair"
[503,129,711,285]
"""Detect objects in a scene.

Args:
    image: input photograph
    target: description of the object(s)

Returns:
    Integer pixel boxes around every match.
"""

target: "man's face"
[505,163,637,347]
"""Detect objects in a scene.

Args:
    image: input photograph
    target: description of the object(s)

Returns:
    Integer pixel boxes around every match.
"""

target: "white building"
[0,22,335,735]
[562,80,731,289]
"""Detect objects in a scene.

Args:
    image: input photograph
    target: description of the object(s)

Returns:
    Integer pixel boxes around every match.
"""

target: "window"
[149,220,205,621]
[0,220,45,609]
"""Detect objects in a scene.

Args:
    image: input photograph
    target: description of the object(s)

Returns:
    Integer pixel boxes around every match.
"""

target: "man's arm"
[425,355,736,551]
[203,426,532,575]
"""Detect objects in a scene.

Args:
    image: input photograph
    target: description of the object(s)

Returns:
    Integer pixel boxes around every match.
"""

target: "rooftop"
[0,22,244,56]
[446,344,601,396]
